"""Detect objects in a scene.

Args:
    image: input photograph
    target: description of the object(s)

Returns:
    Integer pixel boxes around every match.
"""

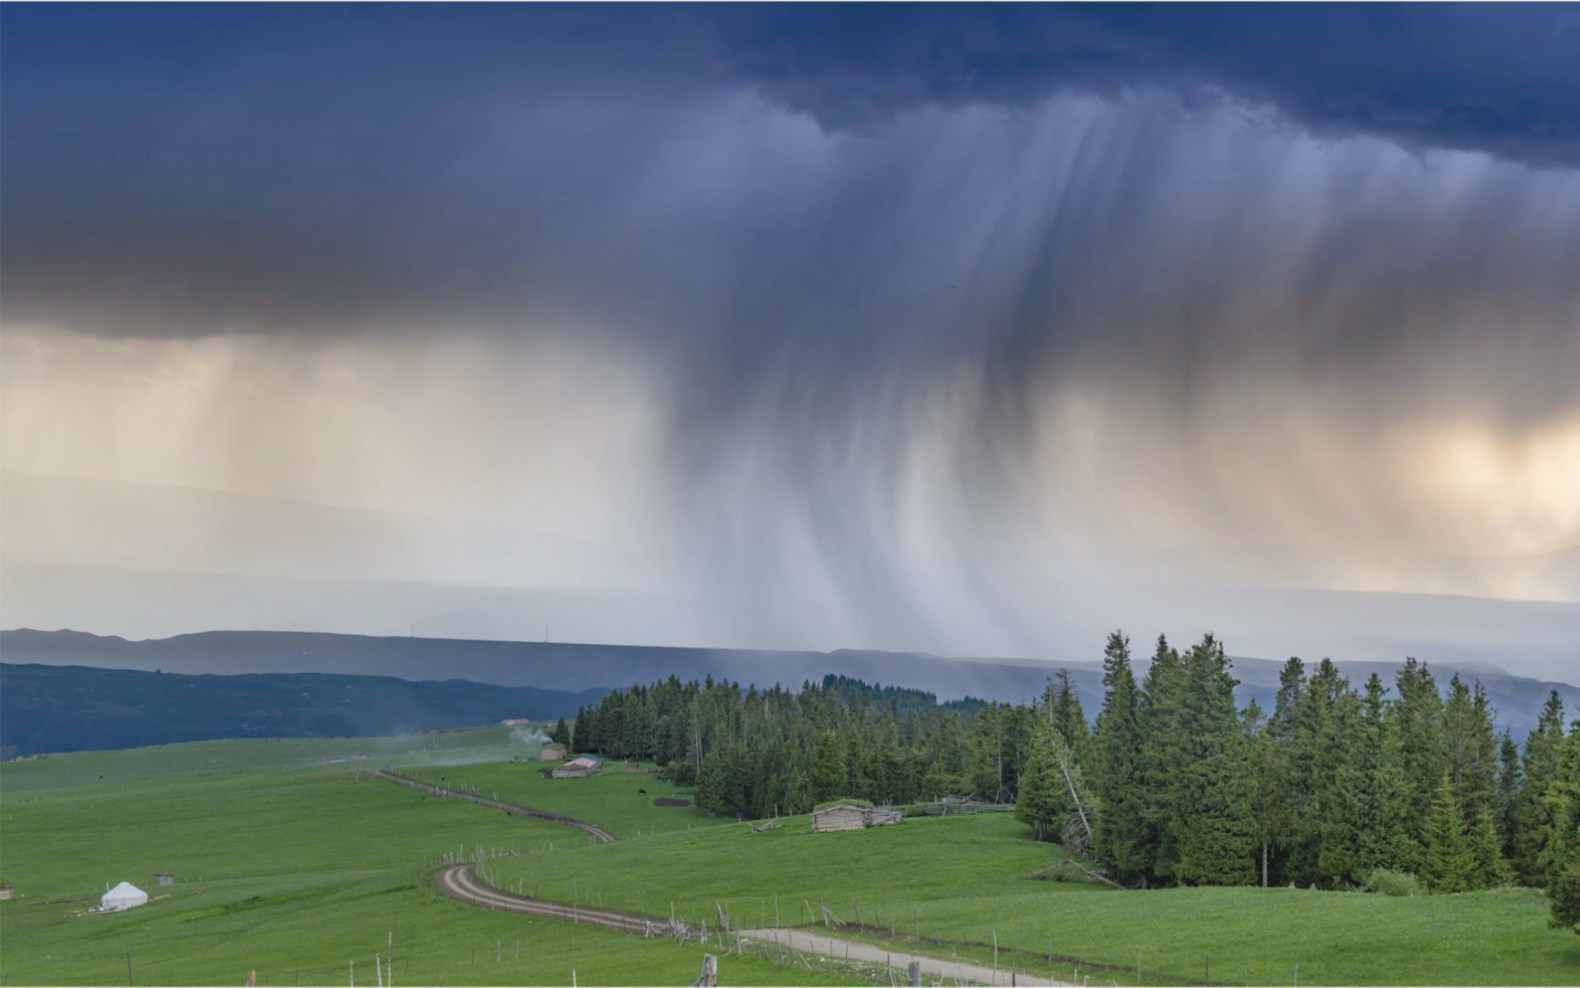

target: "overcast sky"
[3,5,1578,677]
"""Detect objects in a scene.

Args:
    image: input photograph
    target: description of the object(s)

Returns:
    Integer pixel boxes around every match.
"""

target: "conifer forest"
[568,632,1580,935]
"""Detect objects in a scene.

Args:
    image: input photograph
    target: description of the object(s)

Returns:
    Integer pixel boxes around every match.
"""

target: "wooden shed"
[550,755,600,778]
[810,804,867,832]
[538,743,568,761]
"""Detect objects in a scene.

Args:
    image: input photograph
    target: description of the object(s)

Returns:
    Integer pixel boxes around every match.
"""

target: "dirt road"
[405,773,1065,985]
[736,928,1070,987]
[435,863,672,936]
[367,769,615,842]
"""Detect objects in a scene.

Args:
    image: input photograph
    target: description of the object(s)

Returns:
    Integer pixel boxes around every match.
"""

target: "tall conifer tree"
[1171,634,1258,885]
[1393,659,1446,835]
[1136,635,1185,884]
[1517,692,1566,884]
[1420,772,1474,894]
[1093,631,1147,881]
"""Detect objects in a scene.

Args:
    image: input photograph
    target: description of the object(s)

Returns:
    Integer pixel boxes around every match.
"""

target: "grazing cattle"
[637,788,647,794]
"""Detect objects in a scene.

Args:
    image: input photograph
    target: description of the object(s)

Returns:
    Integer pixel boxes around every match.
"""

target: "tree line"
[563,631,1580,933]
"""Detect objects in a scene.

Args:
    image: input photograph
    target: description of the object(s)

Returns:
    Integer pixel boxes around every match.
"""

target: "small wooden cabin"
[810,804,867,832]
[550,756,601,778]
[538,743,568,761]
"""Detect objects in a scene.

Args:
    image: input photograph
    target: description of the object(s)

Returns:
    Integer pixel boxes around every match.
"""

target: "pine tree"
[1093,631,1148,881]
[1442,674,1499,825]
[1516,692,1566,884]
[1468,805,1512,889]
[1419,772,1473,894]
[1317,674,1416,886]
[1136,635,1185,884]
[1171,634,1258,886]
[1014,721,1071,842]
[1497,730,1521,859]
[1287,659,1348,885]
[1393,659,1446,836]
[695,750,725,815]
[549,716,571,746]
[1546,725,1580,933]
[571,706,592,753]
[1244,699,1282,887]
[810,731,847,802]
[1047,669,1091,766]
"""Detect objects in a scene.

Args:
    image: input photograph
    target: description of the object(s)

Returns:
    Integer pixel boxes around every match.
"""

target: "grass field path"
[368,767,616,842]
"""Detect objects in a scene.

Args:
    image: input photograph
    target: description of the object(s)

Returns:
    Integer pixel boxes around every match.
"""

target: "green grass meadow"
[4,729,1578,986]
[0,732,850,987]
[481,779,1580,987]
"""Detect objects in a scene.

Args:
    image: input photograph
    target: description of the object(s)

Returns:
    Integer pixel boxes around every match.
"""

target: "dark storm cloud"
[717,4,1580,165]
[4,4,1578,341]
[2,4,1577,437]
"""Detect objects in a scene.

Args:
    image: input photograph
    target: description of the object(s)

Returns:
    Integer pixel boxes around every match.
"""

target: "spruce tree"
[1093,631,1148,881]
[1283,658,1348,885]
[1442,674,1499,825]
[1392,659,1446,837]
[571,706,592,753]
[1496,730,1521,859]
[549,716,571,746]
[1516,692,1566,884]
[1171,634,1258,885]
[1244,699,1284,887]
[1468,805,1513,889]
[1015,721,1071,842]
[1318,679,1414,887]
[1419,772,1473,894]
[1048,669,1091,766]
[1136,635,1185,884]
[810,731,847,802]
[1547,724,1580,933]
[695,750,725,815]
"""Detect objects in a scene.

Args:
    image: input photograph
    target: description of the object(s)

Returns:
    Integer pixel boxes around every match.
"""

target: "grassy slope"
[395,760,733,840]
[485,784,1580,987]
[0,733,854,987]
[8,737,1579,986]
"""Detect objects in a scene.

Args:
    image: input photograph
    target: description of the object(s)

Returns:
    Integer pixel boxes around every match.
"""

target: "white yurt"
[101,881,148,912]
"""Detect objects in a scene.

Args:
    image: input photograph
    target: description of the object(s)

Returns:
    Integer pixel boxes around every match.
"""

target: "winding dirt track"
[435,863,672,936]
[367,769,615,842]
[382,769,1068,985]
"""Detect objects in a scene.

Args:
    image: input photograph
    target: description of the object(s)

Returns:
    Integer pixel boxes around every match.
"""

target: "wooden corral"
[864,807,903,827]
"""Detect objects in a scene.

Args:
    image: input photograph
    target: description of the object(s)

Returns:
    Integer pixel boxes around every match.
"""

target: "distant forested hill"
[4,628,1575,739]
[0,663,607,759]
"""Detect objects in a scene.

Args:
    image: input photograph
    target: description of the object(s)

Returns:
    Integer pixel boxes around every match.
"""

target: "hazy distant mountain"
[5,628,1574,741]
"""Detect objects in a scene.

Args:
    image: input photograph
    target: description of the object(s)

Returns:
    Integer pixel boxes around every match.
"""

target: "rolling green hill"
[0,663,607,759]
